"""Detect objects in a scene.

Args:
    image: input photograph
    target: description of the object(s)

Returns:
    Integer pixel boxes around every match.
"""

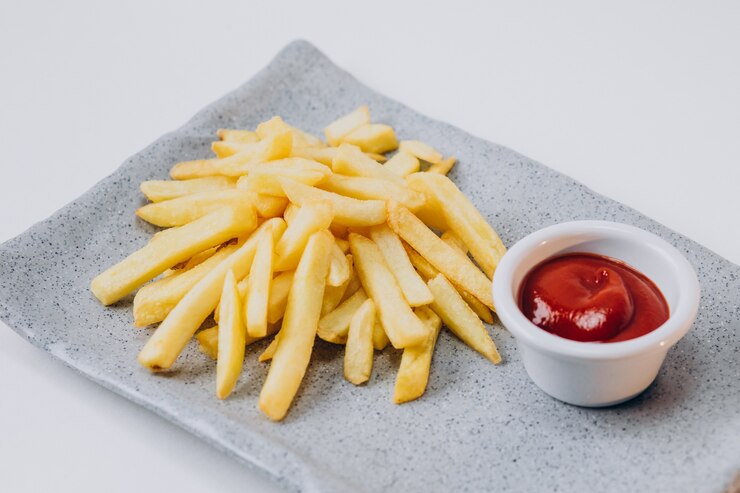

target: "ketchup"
[518,253,669,342]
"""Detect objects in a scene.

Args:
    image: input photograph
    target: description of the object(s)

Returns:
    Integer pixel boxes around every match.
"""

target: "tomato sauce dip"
[518,253,669,342]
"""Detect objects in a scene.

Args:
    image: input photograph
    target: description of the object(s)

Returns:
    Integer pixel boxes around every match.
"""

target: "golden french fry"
[282,203,300,225]
[366,152,388,163]
[182,245,221,270]
[332,144,405,185]
[317,288,368,343]
[318,174,425,211]
[340,124,398,154]
[133,244,238,326]
[267,270,295,324]
[372,318,390,350]
[324,105,370,146]
[399,140,443,164]
[327,240,351,286]
[256,116,325,149]
[393,306,442,404]
[344,299,376,385]
[291,146,337,166]
[196,325,220,359]
[334,236,350,253]
[369,224,433,307]
[321,259,354,316]
[274,200,334,271]
[217,129,258,143]
[405,243,494,324]
[428,156,456,175]
[216,270,246,399]
[386,202,494,310]
[92,202,257,305]
[136,189,254,227]
[140,176,236,203]
[384,151,420,177]
[170,132,292,179]
[278,178,386,227]
[251,194,288,218]
[349,233,428,348]
[259,230,333,421]
[238,169,328,197]
[137,218,286,370]
[212,140,250,158]
[246,231,274,338]
[427,274,501,364]
[406,172,506,278]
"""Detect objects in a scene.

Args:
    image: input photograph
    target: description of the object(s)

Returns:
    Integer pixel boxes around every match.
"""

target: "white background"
[1,1,738,492]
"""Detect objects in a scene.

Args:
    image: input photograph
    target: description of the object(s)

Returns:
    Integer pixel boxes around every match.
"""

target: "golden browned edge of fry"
[372,318,390,351]
[399,140,443,165]
[386,202,494,310]
[427,274,501,364]
[427,156,456,175]
[344,298,376,385]
[258,230,333,421]
[393,306,442,404]
[324,105,370,146]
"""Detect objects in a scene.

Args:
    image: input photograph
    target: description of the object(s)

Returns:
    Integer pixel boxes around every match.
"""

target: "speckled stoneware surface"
[0,41,738,493]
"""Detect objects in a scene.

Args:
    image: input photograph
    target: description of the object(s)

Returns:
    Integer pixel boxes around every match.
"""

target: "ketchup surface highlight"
[518,253,669,342]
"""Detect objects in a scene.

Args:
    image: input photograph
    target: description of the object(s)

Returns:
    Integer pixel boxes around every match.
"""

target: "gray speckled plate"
[0,41,738,493]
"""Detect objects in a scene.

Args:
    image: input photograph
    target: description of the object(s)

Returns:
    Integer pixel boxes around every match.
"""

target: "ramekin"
[492,220,700,407]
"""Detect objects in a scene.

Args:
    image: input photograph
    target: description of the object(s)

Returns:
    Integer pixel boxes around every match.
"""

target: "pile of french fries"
[91,106,507,421]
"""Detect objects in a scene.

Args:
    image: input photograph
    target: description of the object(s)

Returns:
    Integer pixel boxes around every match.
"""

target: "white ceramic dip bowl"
[492,220,700,407]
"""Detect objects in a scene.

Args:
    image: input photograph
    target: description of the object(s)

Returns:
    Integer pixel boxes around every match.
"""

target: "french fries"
[216,270,246,399]
[386,202,494,310]
[344,299,376,385]
[91,202,256,305]
[94,106,507,419]
[393,306,442,403]
[428,274,501,364]
[259,230,332,420]
[349,233,428,349]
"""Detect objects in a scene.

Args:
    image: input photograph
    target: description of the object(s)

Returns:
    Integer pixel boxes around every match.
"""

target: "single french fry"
[274,200,334,271]
[133,244,238,326]
[428,156,456,175]
[170,132,292,179]
[278,178,386,227]
[140,176,236,202]
[369,224,433,307]
[324,105,370,146]
[136,189,255,227]
[318,174,425,211]
[386,202,494,310]
[256,116,325,149]
[349,233,428,348]
[327,240,351,287]
[405,243,494,324]
[196,325,220,359]
[251,194,288,218]
[406,172,506,278]
[344,299,376,385]
[217,129,258,143]
[92,202,257,305]
[427,274,501,364]
[384,151,420,177]
[282,203,300,225]
[399,140,443,164]
[216,270,246,399]
[393,306,442,404]
[372,317,390,351]
[236,160,330,196]
[259,230,333,421]
[267,270,295,324]
[246,232,274,338]
[340,124,398,154]
[137,218,286,370]
[321,259,354,316]
[317,288,368,343]
[212,140,251,158]
[332,144,405,185]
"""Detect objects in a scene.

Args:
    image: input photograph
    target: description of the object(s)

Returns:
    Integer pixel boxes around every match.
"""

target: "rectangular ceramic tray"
[1,41,738,493]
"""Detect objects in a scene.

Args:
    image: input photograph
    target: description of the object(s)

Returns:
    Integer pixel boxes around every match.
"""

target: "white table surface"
[1,1,738,492]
